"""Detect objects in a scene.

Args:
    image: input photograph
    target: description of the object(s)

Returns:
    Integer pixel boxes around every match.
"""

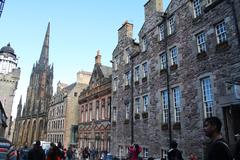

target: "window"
[125,102,130,119]
[142,38,147,52]
[143,95,149,112]
[74,92,77,97]
[85,110,88,122]
[113,55,119,71]
[160,53,167,70]
[135,97,140,113]
[125,71,131,86]
[101,107,105,120]
[118,146,124,158]
[206,0,213,6]
[113,108,117,121]
[201,77,214,118]
[216,21,227,44]
[125,48,131,64]
[196,32,207,53]
[142,62,148,78]
[143,148,149,158]
[96,108,99,120]
[81,111,84,122]
[168,16,175,35]
[173,87,181,123]
[161,149,168,159]
[170,47,178,65]
[113,77,118,92]
[193,0,202,18]
[89,109,92,121]
[161,90,168,123]
[159,24,165,41]
[134,66,140,81]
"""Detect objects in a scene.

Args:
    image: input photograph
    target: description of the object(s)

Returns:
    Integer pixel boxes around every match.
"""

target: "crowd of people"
[2,117,240,160]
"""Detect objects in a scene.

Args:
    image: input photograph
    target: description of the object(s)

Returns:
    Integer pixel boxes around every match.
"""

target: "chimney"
[77,71,92,84]
[118,20,133,42]
[144,0,163,21]
[95,50,101,64]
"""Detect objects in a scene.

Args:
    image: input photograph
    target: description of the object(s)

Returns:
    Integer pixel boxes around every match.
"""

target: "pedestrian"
[46,142,61,160]
[203,116,233,160]
[66,146,73,160]
[234,133,240,160]
[189,153,197,160]
[130,144,142,160]
[57,142,65,160]
[28,140,45,160]
[167,140,183,160]
[20,143,29,160]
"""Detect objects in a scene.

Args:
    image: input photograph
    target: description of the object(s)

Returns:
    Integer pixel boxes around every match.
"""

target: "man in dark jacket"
[204,116,233,160]
[28,140,45,160]
[167,141,184,160]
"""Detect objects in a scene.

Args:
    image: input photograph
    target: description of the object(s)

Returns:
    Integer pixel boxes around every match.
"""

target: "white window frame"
[81,111,84,123]
[113,108,117,121]
[168,16,175,35]
[142,38,147,52]
[201,77,214,118]
[88,109,92,121]
[125,71,131,86]
[113,77,118,92]
[113,56,119,71]
[215,21,227,44]
[125,102,130,119]
[193,0,202,18]
[160,52,167,70]
[161,149,168,159]
[159,24,165,41]
[170,47,178,65]
[143,95,149,112]
[135,97,141,113]
[134,65,140,82]
[143,147,149,158]
[173,87,181,123]
[142,62,148,78]
[196,32,207,53]
[96,107,99,121]
[85,110,88,122]
[125,48,131,64]
[206,0,213,5]
[162,90,168,123]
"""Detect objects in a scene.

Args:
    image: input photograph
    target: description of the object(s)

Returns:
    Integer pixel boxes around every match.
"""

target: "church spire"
[16,95,22,118]
[39,22,50,65]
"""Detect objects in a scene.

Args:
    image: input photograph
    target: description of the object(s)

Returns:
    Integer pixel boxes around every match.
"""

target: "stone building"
[0,43,20,139]
[47,71,91,148]
[13,23,53,146]
[0,101,8,137]
[111,0,240,159]
[78,51,112,153]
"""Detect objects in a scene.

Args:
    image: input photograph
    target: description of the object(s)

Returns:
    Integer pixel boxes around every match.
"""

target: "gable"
[89,64,104,88]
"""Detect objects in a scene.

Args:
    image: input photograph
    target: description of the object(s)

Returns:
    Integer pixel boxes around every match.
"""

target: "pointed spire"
[39,22,50,65]
[17,95,22,118]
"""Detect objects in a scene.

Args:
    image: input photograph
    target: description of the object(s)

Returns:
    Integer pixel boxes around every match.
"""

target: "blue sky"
[0,0,170,118]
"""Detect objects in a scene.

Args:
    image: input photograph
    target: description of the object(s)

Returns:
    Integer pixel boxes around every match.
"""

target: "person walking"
[28,140,45,160]
[20,143,29,160]
[167,141,183,160]
[203,116,233,160]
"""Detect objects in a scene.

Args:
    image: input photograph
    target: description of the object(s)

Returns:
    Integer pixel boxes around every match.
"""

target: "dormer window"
[142,38,147,52]
[124,48,131,64]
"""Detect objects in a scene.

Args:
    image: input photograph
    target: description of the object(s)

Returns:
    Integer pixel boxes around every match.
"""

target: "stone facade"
[0,43,20,139]
[111,0,240,159]
[47,71,91,148]
[13,23,53,146]
[78,51,112,154]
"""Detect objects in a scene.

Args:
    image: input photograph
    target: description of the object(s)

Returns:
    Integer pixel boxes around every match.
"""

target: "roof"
[64,82,76,92]
[0,43,16,57]
[100,65,112,78]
